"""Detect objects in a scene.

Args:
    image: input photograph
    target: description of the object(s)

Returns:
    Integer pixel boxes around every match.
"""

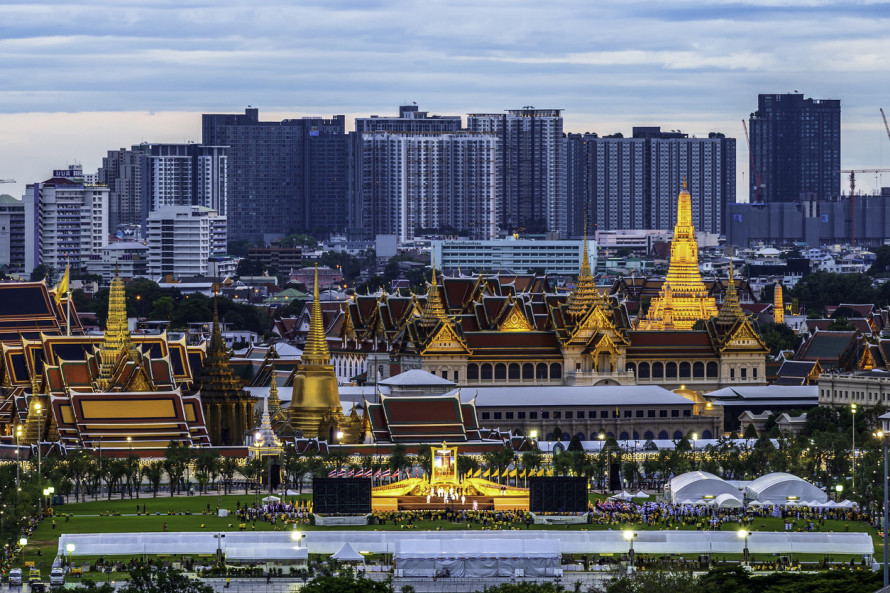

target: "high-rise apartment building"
[202,108,348,242]
[24,165,109,276]
[354,104,462,134]
[99,143,228,235]
[749,93,841,202]
[565,127,735,237]
[146,205,226,279]
[0,194,26,274]
[467,109,566,237]
[360,131,497,241]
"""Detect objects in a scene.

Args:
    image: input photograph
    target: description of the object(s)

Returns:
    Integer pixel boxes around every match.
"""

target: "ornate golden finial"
[566,219,600,320]
[682,177,687,191]
[98,266,135,389]
[268,376,281,412]
[773,283,785,325]
[302,264,331,365]
[420,254,448,328]
[717,257,745,323]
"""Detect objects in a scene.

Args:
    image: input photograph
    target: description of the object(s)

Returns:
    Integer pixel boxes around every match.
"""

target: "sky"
[2,0,890,203]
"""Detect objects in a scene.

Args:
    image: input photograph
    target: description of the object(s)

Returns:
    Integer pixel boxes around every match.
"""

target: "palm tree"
[244,457,265,503]
[125,454,141,498]
[193,450,220,495]
[141,462,164,498]
[220,457,240,495]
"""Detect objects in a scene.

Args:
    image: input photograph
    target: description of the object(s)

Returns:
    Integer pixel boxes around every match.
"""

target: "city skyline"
[2,1,890,203]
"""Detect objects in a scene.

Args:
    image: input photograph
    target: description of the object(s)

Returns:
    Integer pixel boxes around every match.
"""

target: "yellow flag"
[509,469,517,478]
[519,469,527,479]
[54,264,69,306]
[483,468,490,479]
[547,468,555,477]
[501,468,509,478]
[537,468,545,477]
[473,468,482,478]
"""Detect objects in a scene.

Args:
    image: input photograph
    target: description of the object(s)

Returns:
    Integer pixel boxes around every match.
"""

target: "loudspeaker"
[609,462,621,491]
[312,478,372,514]
[528,477,588,512]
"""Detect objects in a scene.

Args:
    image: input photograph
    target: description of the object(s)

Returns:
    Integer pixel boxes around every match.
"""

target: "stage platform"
[372,495,529,512]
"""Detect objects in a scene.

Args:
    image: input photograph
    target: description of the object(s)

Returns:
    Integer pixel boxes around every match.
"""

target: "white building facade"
[146,205,226,279]
[431,238,596,275]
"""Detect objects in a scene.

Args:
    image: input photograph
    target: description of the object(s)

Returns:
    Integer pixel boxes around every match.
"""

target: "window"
[541,411,550,419]
[482,363,493,380]
[481,412,490,420]
[647,410,655,418]
[741,368,747,380]
[565,411,573,419]
[730,368,735,380]
[505,412,513,419]
[495,363,507,380]
[707,362,718,377]
[529,411,538,420]
[493,412,502,420]
[453,370,459,382]
[588,411,597,419]
[659,410,667,418]
[600,411,609,418]
[553,411,562,419]
[671,409,679,417]
[577,411,585,419]
[441,370,448,380]
[468,364,479,380]
[683,409,691,417]
[517,411,525,419]
[624,410,632,418]
[636,410,644,418]
[666,362,677,378]
[753,367,758,379]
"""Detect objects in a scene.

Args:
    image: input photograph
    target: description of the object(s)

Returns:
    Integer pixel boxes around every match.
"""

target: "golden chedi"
[638,181,718,330]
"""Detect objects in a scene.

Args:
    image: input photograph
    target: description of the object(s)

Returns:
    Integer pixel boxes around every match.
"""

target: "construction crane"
[0,179,15,184]
[742,120,764,203]
[836,168,890,245]
[882,108,890,144]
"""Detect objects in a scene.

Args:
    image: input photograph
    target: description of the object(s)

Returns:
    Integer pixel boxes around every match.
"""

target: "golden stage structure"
[370,443,530,512]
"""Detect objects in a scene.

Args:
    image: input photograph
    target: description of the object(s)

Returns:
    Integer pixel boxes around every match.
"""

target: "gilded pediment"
[499,306,534,333]
[422,323,470,355]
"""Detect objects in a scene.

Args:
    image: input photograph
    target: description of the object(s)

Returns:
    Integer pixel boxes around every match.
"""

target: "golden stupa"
[638,181,718,330]
[773,283,785,324]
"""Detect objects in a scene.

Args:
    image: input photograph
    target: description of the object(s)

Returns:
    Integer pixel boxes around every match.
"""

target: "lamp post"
[598,432,608,494]
[623,530,637,568]
[19,537,27,567]
[691,432,698,469]
[836,483,844,502]
[737,529,749,565]
[851,403,857,493]
[127,436,132,452]
[876,427,889,587]
[15,424,22,497]
[35,402,42,479]
[66,543,75,568]
[214,533,226,565]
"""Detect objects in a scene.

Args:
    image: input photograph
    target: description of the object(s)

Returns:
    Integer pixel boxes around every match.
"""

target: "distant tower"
[420,255,449,328]
[97,268,138,390]
[637,182,718,330]
[773,284,785,325]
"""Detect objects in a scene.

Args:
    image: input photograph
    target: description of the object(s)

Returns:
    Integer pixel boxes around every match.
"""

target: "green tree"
[868,244,890,276]
[601,570,699,593]
[118,562,213,593]
[68,582,116,593]
[236,257,264,277]
[388,443,410,475]
[758,322,802,357]
[163,441,191,496]
[478,582,571,593]
[30,263,54,283]
[141,461,164,498]
[827,316,856,331]
[149,296,175,321]
[788,271,876,315]
[567,433,584,451]
[220,456,241,495]
[300,573,391,593]
[193,449,220,494]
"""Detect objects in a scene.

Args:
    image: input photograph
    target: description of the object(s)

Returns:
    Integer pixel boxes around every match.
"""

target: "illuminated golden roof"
[302,265,331,365]
[638,182,718,330]
[98,267,136,389]
[774,284,785,324]
[420,255,449,328]
[566,221,600,320]
[716,260,745,324]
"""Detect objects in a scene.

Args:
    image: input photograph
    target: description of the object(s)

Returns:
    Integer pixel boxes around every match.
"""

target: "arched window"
[658,430,669,440]
[702,430,713,439]
[679,362,691,378]
[576,432,585,440]
[619,431,630,440]
[672,430,683,440]
[693,362,704,378]
[666,362,677,378]
[495,363,507,380]
[626,362,637,376]
[467,364,479,380]
[522,363,534,379]
[652,362,664,378]
[508,363,520,380]
[481,363,493,380]
[561,431,570,441]
[632,431,639,440]
[644,430,654,440]
[638,362,650,378]
[590,432,600,441]
[545,433,553,441]
[536,363,548,379]
[549,363,562,379]
[606,431,615,438]
[706,362,718,378]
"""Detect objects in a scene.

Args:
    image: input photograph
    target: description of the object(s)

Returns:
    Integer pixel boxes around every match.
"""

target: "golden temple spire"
[637,184,718,330]
[773,283,785,324]
[98,266,135,389]
[420,254,448,328]
[566,218,601,320]
[716,258,745,324]
[302,264,331,365]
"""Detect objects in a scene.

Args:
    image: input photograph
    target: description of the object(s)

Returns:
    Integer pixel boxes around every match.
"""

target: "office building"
[84,242,149,283]
[467,109,566,237]
[0,194,26,274]
[99,143,228,235]
[360,131,497,241]
[146,205,226,279]
[25,166,109,276]
[431,238,595,275]
[565,127,735,237]
[749,93,841,203]
[202,108,349,242]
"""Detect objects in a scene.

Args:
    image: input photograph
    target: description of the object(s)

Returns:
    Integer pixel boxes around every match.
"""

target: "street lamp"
[19,537,27,566]
[127,436,132,452]
[691,432,698,468]
[875,427,889,587]
[35,402,42,479]
[623,530,637,567]
[15,424,22,496]
[836,483,844,502]
[737,529,749,565]
[851,403,857,493]
[66,543,75,568]
[529,430,537,442]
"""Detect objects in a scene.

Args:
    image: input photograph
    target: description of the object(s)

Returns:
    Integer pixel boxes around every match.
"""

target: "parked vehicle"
[8,568,22,585]
[50,568,65,587]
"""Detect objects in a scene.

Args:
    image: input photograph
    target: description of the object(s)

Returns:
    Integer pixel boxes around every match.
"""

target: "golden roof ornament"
[566,219,601,320]
[420,254,449,328]
[716,257,746,324]
[302,264,331,365]
[98,265,136,389]
[774,283,785,325]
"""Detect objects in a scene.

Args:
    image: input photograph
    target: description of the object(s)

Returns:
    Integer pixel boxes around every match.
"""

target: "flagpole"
[66,286,71,336]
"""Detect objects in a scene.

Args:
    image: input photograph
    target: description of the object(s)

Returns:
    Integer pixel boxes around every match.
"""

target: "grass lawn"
[16,493,881,579]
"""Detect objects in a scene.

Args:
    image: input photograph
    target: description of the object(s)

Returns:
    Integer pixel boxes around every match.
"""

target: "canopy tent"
[331,542,365,563]
[261,496,281,503]
[745,472,827,504]
[667,471,743,505]
[633,491,650,498]
[394,538,560,578]
[713,493,743,509]
[610,491,634,501]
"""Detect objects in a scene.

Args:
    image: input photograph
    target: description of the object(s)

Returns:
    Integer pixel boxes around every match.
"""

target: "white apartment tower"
[25,166,109,276]
[146,205,226,279]
[361,131,497,242]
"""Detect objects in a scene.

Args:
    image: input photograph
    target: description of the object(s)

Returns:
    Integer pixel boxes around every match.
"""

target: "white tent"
[713,493,743,509]
[633,491,650,498]
[394,538,560,578]
[745,473,827,504]
[331,542,365,563]
[838,500,857,508]
[262,496,281,503]
[610,491,634,501]
[668,471,743,505]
